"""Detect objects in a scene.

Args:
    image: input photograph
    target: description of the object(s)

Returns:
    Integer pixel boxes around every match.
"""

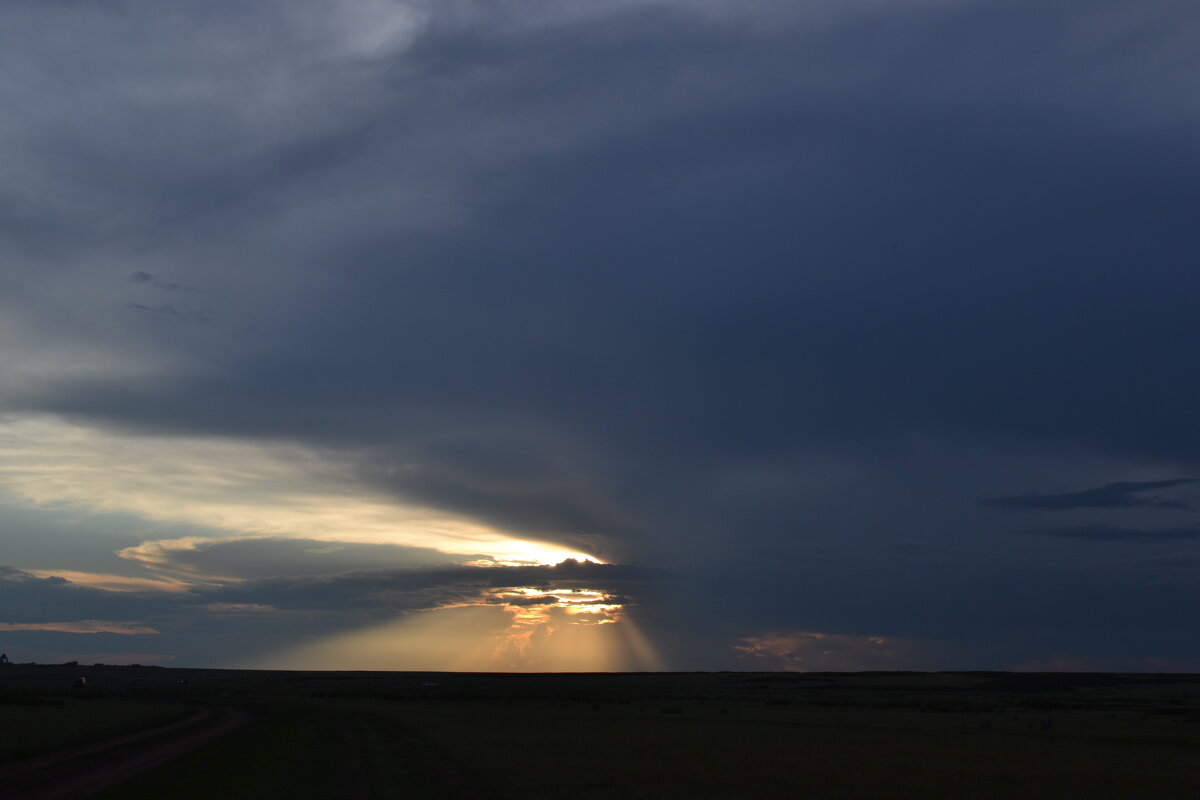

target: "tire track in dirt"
[0,706,253,799]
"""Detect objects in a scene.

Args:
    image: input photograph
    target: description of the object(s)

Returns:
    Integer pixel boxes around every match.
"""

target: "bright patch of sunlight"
[253,586,661,672]
[0,415,599,576]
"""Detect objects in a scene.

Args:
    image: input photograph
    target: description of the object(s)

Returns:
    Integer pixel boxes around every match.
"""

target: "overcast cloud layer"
[2,0,1200,671]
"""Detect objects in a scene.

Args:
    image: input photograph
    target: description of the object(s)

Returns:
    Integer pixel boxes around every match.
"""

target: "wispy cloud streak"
[980,480,1195,510]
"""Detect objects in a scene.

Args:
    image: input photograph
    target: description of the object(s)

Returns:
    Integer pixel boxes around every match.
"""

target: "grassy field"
[3,665,1200,798]
[0,666,194,765]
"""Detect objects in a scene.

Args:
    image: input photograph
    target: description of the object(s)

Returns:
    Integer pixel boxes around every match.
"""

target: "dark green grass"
[0,697,193,764]
[390,693,1200,799]
[99,700,483,800]
[6,667,1199,799]
[0,664,201,762]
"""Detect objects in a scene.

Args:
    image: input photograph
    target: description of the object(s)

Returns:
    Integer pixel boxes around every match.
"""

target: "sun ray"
[251,581,661,672]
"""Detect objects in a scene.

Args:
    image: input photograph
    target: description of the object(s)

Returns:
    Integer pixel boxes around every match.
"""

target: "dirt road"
[0,705,253,799]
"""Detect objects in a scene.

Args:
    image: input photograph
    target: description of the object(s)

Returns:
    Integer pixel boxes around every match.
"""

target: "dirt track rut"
[0,706,253,799]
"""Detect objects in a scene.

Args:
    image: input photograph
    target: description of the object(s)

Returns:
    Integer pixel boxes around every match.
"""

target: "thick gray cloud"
[128,538,477,579]
[3,0,1200,669]
[198,559,652,613]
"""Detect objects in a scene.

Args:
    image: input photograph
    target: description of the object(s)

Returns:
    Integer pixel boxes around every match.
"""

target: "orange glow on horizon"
[251,582,662,672]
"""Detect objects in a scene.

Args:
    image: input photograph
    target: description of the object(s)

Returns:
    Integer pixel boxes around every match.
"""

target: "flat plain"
[2,665,1199,798]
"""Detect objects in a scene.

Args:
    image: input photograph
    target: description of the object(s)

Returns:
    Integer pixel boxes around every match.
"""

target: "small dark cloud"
[980,480,1195,510]
[1018,524,1200,542]
[127,271,192,291]
[491,593,560,606]
[128,302,184,320]
[0,566,65,586]
[127,303,209,323]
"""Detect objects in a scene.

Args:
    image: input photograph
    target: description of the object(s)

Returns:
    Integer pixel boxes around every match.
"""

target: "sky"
[2,0,1200,672]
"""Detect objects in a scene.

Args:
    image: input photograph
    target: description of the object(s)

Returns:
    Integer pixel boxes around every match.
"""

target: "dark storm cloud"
[25,0,1200,468]
[981,480,1196,511]
[1018,524,1200,542]
[6,0,1200,667]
